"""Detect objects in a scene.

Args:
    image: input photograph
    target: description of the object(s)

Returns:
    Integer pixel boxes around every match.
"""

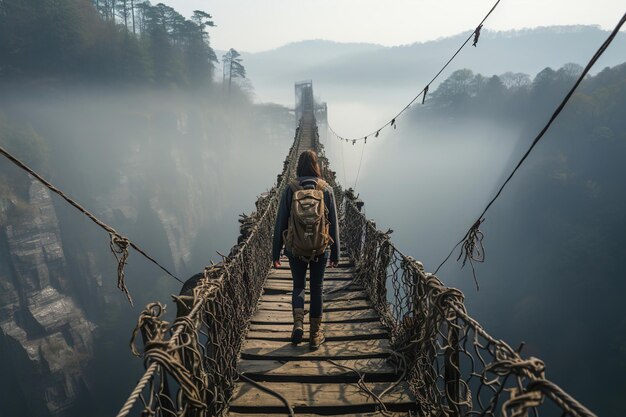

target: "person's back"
[272,150,340,350]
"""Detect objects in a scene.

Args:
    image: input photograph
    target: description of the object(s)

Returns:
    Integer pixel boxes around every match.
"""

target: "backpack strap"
[315,179,328,191]
[289,179,303,193]
[291,178,328,192]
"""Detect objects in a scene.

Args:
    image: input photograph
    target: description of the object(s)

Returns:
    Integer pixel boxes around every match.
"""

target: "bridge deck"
[228,254,418,416]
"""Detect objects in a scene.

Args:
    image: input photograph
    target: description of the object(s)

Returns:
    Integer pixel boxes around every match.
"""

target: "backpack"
[283,178,333,260]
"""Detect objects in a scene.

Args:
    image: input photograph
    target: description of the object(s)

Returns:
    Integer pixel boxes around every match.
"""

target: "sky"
[166,0,625,52]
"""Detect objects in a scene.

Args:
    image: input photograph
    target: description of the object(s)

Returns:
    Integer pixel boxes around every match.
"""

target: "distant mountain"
[242,26,626,105]
[243,39,384,69]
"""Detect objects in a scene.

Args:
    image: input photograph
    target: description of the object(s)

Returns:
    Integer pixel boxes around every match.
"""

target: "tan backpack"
[283,179,333,260]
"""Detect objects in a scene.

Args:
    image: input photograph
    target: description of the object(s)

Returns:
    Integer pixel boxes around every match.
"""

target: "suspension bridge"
[3,9,623,415]
[114,82,597,417]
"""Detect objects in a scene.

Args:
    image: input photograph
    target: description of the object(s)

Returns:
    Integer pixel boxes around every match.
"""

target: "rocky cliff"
[0,90,294,416]
[0,180,95,417]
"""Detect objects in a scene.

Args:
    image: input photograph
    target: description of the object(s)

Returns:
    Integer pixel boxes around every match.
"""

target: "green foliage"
[413,63,626,415]
[416,62,621,124]
[0,0,218,87]
[222,48,246,93]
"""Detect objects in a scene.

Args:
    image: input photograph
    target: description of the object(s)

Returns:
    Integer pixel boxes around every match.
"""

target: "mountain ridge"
[237,25,626,105]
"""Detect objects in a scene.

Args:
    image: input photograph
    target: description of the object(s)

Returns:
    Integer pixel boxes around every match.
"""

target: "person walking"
[272,150,340,350]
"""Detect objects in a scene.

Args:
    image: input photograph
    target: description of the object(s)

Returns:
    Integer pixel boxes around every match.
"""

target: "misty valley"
[0,0,625,417]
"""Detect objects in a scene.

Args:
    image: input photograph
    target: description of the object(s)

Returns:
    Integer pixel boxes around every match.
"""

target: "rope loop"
[486,356,546,379]
[110,232,133,304]
[457,217,485,291]
[502,387,544,417]
[130,302,169,357]
[473,24,483,46]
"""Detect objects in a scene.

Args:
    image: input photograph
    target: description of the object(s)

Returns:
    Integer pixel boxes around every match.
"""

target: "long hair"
[296,150,322,178]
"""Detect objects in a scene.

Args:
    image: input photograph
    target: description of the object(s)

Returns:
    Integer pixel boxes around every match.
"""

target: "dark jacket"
[272,176,340,262]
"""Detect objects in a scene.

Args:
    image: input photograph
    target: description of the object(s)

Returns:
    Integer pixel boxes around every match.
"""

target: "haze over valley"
[0,1,625,416]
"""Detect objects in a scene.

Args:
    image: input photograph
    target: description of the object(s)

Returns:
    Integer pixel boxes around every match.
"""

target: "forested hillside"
[0,0,217,85]
[356,62,626,416]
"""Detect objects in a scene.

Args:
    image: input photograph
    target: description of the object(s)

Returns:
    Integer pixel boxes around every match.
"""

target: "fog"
[314,62,626,415]
[0,83,293,416]
[326,119,520,262]
[1,2,625,415]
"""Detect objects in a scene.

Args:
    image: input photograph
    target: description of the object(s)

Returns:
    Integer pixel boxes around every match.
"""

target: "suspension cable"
[0,146,184,304]
[434,11,626,286]
[327,0,502,143]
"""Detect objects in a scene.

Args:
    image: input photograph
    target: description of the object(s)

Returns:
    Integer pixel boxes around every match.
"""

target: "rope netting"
[116,117,306,417]
[340,193,597,417]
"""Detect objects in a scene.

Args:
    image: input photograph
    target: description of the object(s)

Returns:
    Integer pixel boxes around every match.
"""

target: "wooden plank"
[249,322,386,333]
[266,276,353,283]
[277,253,350,259]
[263,281,362,294]
[264,278,356,287]
[240,339,390,360]
[229,381,416,413]
[277,255,352,263]
[266,273,354,281]
[269,267,356,276]
[260,290,369,303]
[258,299,372,312]
[250,309,380,324]
[246,328,387,342]
[238,358,399,382]
[228,412,414,417]
[273,261,354,270]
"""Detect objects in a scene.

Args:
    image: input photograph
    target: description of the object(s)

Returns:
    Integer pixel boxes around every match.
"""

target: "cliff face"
[0,91,294,415]
[0,180,94,417]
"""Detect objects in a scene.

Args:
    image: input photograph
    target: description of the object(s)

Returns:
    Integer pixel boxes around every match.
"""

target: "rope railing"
[340,192,598,417]
[116,117,306,417]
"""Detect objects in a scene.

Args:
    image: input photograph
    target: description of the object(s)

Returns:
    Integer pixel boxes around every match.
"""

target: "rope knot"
[473,24,483,46]
[487,355,546,379]
[130,303,169,357]
[110,232,133,304]
[457,218,485,290]
[502,386,544,417]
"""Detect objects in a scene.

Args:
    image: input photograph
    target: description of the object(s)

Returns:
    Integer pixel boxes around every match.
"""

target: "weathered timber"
[267,272,354,281]
[240,339,391,360]
[238,358,400,382]
[250,309,380,324]
[270,267,357,275]
[248,321,386,333]
[246,326,387,342]
[259,290,369,303]
[229,381,417,414]
[262,280,363,294]
[228,413,414,417]
[258,299,372,312]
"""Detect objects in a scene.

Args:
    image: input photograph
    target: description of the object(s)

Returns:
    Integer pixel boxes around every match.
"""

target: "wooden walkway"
[227,252,418,416]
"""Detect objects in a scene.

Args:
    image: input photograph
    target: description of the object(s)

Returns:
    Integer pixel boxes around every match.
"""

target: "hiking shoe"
[291,308,304,345]
[309,317,325,350]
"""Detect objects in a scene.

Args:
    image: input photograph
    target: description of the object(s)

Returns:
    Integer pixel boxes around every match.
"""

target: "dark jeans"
[288,254,327,318]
